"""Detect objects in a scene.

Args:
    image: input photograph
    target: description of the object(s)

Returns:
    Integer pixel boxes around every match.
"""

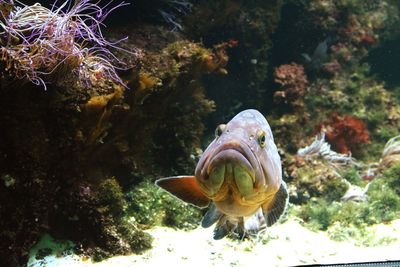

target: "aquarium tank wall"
[0,0,400,266]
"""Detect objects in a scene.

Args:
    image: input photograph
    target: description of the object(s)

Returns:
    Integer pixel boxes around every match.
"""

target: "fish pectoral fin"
[201,203,223,228]
[262,181,289,227]
[155,176,210,208]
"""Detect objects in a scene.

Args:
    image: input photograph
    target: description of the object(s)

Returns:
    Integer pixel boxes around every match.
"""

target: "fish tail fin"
[262,180,289,226]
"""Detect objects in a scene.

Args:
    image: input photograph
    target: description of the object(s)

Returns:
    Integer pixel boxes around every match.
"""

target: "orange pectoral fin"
[155,176,210,208]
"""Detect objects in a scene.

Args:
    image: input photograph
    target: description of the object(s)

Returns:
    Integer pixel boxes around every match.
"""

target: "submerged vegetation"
[268,0,400,248]
[127,180,202,229]
[0,0,400,265]
[295,163,400,244]
[0,1,221,265]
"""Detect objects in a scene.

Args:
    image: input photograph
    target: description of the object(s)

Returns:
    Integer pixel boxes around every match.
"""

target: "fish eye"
[215,124,226,137]
[257,129,266,148]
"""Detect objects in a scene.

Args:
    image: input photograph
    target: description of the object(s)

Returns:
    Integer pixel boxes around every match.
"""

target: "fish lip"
[204,141,258,181]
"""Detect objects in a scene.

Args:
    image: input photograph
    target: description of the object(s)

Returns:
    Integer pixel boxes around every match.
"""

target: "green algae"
[295,163,400,244]
[27,234,75,267]
[126,180,202,230]
[367,164,400,223]
[96,178,127,218]
[341,168,365,187]
[288,163,349,204]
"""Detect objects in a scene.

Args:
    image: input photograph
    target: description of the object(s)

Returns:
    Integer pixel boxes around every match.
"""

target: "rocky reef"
[1,0,400,266]
[271,0,400,245]
[0,1,220,265]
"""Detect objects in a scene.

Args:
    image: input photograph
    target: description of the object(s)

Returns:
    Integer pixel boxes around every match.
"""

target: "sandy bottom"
[29,218,400,267]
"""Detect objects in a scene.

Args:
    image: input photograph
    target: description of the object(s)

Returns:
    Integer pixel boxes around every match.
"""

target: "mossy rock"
[126,180,202,230]
[289,163,349,204]
[295,163,400,235]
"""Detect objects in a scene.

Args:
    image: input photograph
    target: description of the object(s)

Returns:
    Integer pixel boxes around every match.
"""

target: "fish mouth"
[200,141,261,197]
[207,147,254,178]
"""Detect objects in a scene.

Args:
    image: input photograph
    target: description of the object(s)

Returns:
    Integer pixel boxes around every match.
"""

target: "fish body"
[302,36,338,70]
[156,109,288,239]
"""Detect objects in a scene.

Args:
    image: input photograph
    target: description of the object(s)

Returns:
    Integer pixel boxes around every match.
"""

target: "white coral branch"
[378,134,400,170]
[382,135,400,160]
[297,133,360,169]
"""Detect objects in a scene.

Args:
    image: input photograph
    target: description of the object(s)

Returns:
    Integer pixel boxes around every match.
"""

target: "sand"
[29,218,400,267]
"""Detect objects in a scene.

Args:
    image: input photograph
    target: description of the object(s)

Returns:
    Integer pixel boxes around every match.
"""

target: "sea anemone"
[0,0,128,89]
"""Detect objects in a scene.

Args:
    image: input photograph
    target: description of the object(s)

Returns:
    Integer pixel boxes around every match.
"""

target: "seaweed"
[295,163,400,242]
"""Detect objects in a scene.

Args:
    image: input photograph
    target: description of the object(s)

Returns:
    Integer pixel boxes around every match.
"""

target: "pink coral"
[273,63,308,103]
[321,59,341,75]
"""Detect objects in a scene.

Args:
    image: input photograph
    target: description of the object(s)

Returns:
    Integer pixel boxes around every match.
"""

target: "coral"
[316,112,370,154]
[183,0,284,116]
[304,1,399,45]
[320,59,341,75]
[297,133,359,170]
[1,0,400,265]
[263,0,400,247]
[300,63,400,161]
[378,135,400,171]
[0,18,219,265]
[107,28,219,175]
[273,63,309,104]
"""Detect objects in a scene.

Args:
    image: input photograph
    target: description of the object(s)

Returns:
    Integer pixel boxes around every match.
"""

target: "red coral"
[316,113,370,154]
[273,63,308,103]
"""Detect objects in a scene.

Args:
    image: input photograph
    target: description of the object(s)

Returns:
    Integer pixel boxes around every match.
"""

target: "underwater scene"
[1,0,400,266]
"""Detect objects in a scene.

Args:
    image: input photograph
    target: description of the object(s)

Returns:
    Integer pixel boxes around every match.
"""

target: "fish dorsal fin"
[262,181,289,226]
[155,176,210,208]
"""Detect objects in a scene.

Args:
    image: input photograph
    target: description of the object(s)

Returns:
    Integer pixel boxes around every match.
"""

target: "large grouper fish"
[156,109,288,239]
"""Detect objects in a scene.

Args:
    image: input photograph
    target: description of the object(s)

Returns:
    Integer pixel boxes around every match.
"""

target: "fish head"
[195,109,282,215]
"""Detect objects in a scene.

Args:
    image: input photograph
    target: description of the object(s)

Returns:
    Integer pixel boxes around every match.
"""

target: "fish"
[155,109,288,240]
[302,36,338,71]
